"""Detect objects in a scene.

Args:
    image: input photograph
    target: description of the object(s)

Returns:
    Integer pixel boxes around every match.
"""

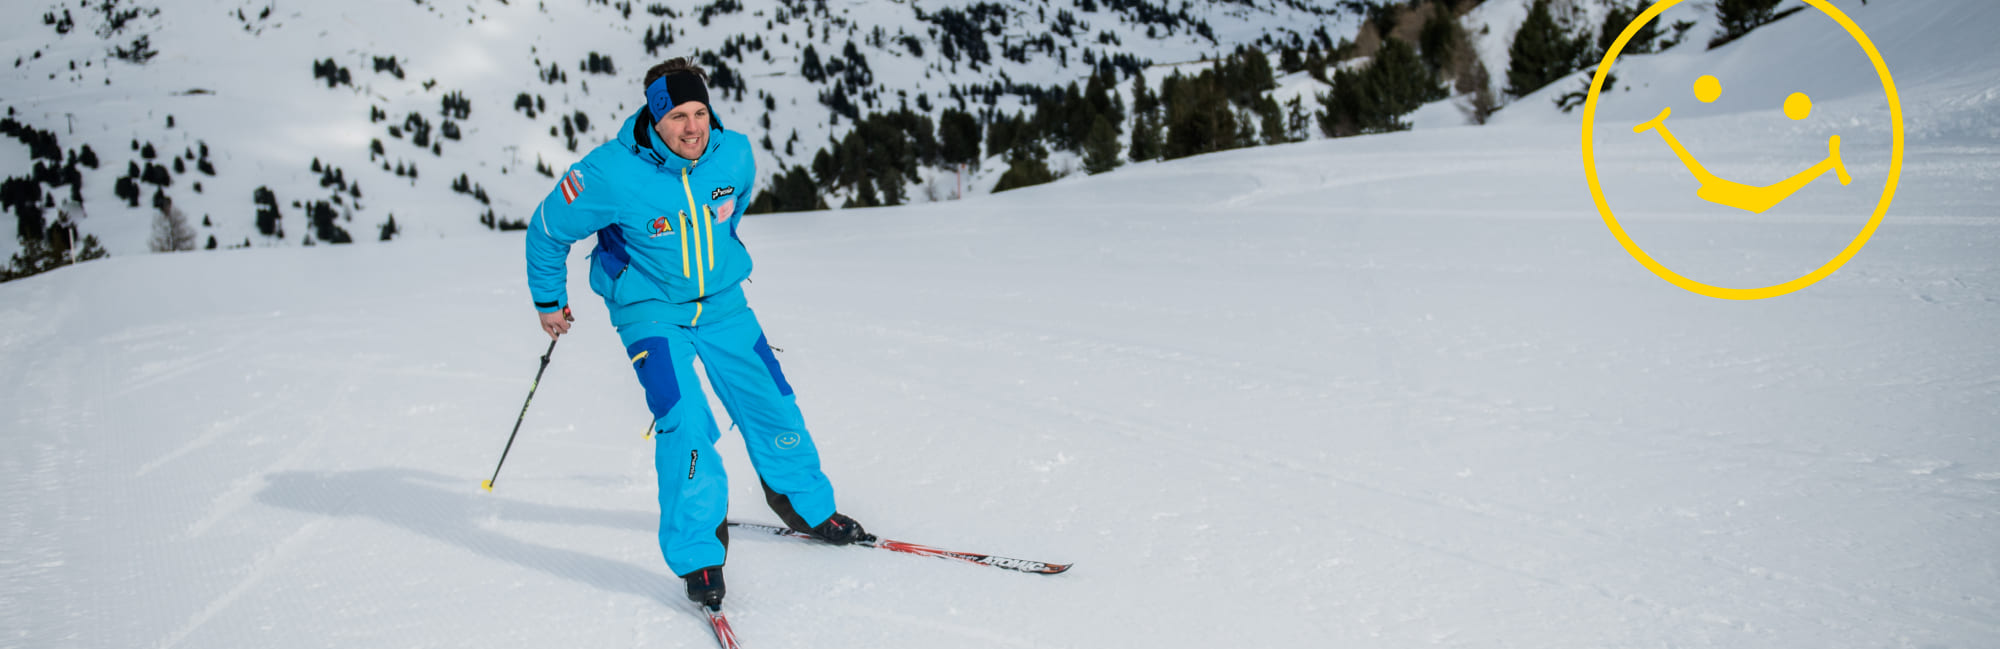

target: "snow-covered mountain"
[3,0,1369,258]
[2,0,1848,265]
[4,0,1997,647]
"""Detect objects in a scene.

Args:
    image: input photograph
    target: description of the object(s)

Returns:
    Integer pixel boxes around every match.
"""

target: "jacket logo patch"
[715,198,736,223]
[649,215,674,238]
[560,169,585,204]
[711,186,735,201]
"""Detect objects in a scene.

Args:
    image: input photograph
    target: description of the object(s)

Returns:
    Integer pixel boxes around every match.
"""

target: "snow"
[1406,95,1478,130]
[5,1,1999,648]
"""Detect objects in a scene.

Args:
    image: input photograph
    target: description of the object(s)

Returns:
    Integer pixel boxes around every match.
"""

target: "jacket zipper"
[679,166,706,326]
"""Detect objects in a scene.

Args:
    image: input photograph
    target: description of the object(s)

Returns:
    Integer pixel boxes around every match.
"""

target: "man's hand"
[539,306,575,340]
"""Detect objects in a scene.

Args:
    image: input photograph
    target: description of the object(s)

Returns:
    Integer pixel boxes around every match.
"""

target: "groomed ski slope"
[4,1,1998,647]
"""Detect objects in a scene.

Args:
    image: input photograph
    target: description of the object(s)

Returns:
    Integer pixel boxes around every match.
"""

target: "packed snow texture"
[4,1,1998,648]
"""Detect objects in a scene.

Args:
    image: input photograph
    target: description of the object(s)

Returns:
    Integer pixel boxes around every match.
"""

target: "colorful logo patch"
[559,169,586,204]
[649,215,674,237]
[774,432,800,450]
[715,198,736,223]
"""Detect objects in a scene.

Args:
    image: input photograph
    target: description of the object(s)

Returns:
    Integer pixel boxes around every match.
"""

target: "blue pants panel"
[618,308,838,577]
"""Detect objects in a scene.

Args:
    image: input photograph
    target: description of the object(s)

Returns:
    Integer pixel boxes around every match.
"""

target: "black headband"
[646,71,710,118]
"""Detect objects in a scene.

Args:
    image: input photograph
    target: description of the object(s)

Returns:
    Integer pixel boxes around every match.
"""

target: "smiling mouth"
[1634,107,1850,214]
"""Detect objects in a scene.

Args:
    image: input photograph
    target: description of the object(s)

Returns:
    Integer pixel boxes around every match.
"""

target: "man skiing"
[523,58,866,609]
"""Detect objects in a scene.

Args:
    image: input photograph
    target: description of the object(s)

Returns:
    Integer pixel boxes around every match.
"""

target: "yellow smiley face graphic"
[1581,0,1904,300]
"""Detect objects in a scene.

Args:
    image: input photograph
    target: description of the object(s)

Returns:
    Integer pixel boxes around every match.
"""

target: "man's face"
[655,101,711,161]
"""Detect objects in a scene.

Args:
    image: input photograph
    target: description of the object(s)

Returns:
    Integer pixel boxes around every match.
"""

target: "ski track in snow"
[153,518,336,649]
[133,402,281,479]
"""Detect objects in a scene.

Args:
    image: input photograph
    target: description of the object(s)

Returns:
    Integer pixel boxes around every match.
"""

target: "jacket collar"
[620,108,724,174]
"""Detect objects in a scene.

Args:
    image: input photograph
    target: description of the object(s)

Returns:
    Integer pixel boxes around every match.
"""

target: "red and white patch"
[715,198,736,222]
[559,169,585,204]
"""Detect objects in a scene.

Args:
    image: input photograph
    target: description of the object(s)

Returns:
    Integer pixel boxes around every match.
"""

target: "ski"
[700,604,743,649]
[726,521,1072,575]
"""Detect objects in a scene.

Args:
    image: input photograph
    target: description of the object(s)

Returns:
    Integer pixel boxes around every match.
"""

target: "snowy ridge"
[2,0,1360,258]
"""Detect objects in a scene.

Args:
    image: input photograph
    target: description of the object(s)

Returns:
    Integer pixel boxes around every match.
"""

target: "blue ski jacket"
[526,108,756,328]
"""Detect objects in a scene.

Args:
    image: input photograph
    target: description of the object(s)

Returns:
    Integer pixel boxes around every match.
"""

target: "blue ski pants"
[617,308,838,577]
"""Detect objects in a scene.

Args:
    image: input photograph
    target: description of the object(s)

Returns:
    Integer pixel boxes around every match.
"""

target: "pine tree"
[1,176,44,241]
[2,224,108,283]
[1505,0,1585,99]
[1461,57,1498,125]
[1229,47,1277,106]
[113,175,139,207]
[1319,38,1446,137]
[747,187,781,215]
[878,167,905,206]
[851,174,880,207]
[1380,37,1447,111]
[308,200,353,244]
[1056,82,1091,153]
[1285,96,1311,142]
[1,201,108,282]
[1256,96,1288,145]
[253,186,283,238]
[1234,107,1259,149]
[1162,72,1238,160]
[1128,111,1162,163]
[992,141,1056,193]
[938,108,982,167]
[780,167,823,211]
[1131,71,1158,117]
[801,45,825,82]
[1420,8,1460,76]
[1085,72,1122,128]
[1599,1,1659,56]
[1712,0,1783,49]
[985,112,1028,161]
[1082,115,1121,175]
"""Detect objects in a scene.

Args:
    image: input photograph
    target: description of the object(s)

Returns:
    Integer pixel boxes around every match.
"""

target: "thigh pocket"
[627,337,682,420]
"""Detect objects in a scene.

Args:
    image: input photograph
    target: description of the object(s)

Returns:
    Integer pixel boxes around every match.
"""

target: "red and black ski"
[726,521,1072,575]
[700,604,742,649]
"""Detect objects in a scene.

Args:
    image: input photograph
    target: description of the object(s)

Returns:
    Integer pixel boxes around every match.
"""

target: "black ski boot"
[800,513,870,546]
[682,566,725,608]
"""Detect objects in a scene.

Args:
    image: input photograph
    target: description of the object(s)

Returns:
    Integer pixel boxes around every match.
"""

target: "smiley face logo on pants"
[1581,0,1903,300]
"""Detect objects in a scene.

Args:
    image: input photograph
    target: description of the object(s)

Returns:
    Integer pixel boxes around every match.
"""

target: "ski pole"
[483,337,558,492]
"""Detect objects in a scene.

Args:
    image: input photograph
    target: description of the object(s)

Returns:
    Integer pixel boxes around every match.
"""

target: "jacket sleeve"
[525,163,616,313]
[729,141,757,238]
